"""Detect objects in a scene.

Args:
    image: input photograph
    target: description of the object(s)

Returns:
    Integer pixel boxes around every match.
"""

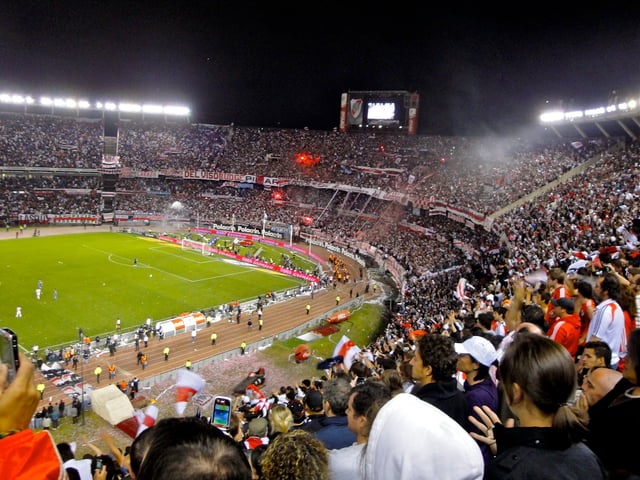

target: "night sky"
[2,2,640,136]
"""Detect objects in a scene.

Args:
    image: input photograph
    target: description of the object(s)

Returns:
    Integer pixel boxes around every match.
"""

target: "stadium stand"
[2,110,640,478]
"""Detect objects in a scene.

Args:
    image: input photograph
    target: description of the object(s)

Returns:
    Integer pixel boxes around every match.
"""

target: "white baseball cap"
[455,336,497,367]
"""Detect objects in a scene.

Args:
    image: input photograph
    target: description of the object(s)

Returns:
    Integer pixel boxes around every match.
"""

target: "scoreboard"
[339,90,419,135]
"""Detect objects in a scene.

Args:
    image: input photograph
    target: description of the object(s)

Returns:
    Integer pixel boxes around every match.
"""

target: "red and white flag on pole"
[175,368,205,415]
[135,402,159,437]
[333,335,361,370]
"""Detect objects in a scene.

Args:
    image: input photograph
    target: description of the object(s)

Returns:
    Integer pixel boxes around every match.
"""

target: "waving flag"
[175,368,205,415]
[135,402,159,437]
[454,277,473,302]
[333,335,361,370]
[317,355,344,370]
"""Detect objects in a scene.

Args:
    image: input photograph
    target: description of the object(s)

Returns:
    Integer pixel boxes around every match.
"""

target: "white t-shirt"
[587,298,627,366]
[330,442,364,480]
[63,459,93,480]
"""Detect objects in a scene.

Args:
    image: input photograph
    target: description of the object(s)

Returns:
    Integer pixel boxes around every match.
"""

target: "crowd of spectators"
[3,112,640,478]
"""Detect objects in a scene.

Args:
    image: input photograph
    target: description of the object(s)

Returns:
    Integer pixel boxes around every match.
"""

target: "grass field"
[1,231,308,350]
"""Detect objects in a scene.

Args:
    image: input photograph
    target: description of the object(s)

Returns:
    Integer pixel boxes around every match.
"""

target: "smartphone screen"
[211,396,232,430]
[0,328,19,383]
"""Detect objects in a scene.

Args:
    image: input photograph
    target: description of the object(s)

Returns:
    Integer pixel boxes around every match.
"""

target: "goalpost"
[181,238,206,255]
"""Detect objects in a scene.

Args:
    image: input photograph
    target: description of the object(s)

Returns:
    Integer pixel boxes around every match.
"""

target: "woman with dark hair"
[455,335,499,467]
[136,417,252,480]
[470,332,607,479]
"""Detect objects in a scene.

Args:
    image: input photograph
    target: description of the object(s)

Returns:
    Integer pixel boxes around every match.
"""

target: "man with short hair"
[547,297,582,360]
[311,374,357,450]
[410,334,468,427]
[329,381,392,480]
[581,340,612,369]
[545,267,569,326]
[576,340,612,384]
[298,388,326,432]
[572,278,596,348]
[581,367,631,409]
[587,273,627,370]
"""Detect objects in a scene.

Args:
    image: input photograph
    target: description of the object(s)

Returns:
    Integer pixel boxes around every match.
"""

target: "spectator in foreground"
[575,340,612,384]
[410,333,468,427]
[546,297,582,360]
[311,374,357,449]
[580,366,632,410]
[298,388,325,431]
[364,392,483,479]
[585,328,640,477]
[0,351,66,479]
[267,404,293,442]
[329,379,392,480]
[455,334,499,466]
[136,416,252,480]
[261,429,329,480]
[470,332,607,479]
[586,272,626,370]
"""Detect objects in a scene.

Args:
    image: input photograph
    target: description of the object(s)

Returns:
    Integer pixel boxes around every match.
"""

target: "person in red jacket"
[547,297,582,360]
[545,267,570,327]
[0,351,71,479]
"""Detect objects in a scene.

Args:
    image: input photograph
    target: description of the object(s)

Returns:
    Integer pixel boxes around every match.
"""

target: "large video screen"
[367,102,396,120]
[342,90,416,133]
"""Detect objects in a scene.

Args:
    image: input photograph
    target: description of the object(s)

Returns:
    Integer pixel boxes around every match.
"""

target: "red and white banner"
[350,166,405,175]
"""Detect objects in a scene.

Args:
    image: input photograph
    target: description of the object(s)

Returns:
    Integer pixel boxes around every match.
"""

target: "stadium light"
[564,110,584,120]
[119,102,142,113]
[585,107,606,117]
[164,105,190,116]
[540,96,640,124]
[142,104,164,114]
[0,89,190,118]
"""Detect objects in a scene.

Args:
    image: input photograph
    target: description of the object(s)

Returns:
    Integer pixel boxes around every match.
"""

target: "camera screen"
[212,400,230,427]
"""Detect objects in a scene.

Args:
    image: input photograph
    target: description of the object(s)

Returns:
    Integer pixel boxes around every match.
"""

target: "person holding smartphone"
[0,351,67,478]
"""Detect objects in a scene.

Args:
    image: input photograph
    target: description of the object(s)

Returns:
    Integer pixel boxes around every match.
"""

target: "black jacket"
[412,378,468,427]
[486,424,607,479]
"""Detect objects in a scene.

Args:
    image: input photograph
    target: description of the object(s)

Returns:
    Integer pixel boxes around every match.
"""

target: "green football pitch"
[1,232,308,351]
